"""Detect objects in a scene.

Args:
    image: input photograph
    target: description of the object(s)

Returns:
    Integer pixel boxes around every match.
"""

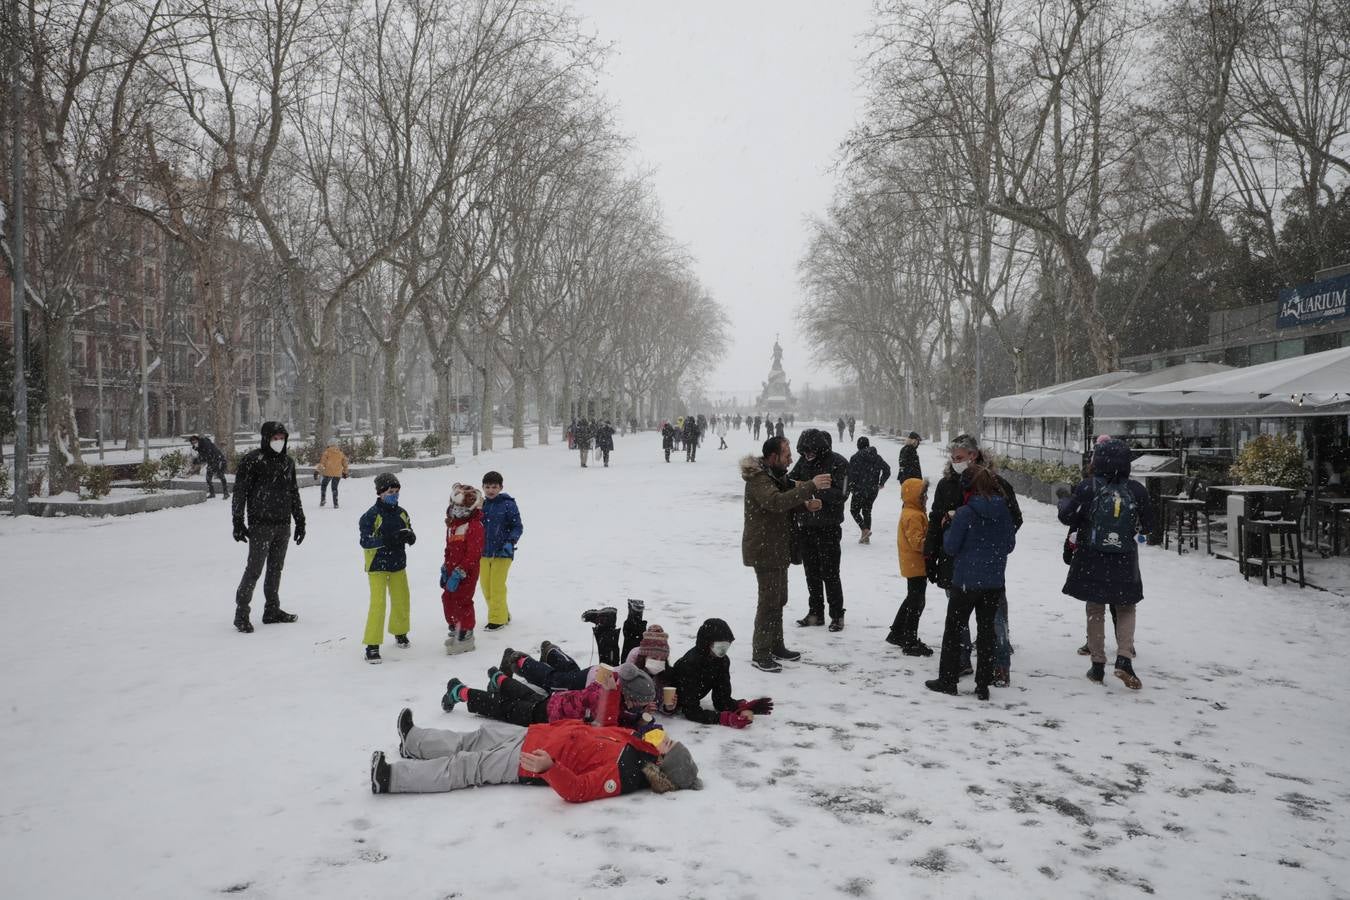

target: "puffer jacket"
[481,493,523,558]
[231,421,304,528]
[519,720,661,803]
[670,618,741,725]
[897,477,929,578]
[315,446,349,478]
[740,455,815,568]
[193,435,226,470]
[847,446,891,496]
[897,444,922,483]
[924,464,1022,589]
[943,494,1017,590]
[358,500,415,572]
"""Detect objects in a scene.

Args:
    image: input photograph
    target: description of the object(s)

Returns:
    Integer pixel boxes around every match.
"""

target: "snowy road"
[2,427,1348,899]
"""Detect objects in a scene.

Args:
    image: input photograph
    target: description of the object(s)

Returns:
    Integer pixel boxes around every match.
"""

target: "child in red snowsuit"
[441,483,485,654]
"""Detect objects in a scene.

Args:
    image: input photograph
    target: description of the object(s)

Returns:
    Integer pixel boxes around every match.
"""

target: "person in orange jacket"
[371,710,702,801]
[888,477,933,655]
[314,444,350,508]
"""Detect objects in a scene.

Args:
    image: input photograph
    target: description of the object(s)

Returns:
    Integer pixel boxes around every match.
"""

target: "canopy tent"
[986,363,1235,420]
[1127,346,1350,418]
[983,371,1139,418]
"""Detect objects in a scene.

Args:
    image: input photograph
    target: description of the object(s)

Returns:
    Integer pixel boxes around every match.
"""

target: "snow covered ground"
[2,425,1348,899]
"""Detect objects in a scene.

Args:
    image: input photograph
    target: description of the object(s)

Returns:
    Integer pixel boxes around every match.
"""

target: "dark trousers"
[849,491,877,531]
[664,448,671,462]
[466,684,548,727]
[519,652,588,692]
[686,441,697,461]
[890,576,928,640]
[938,587,1000,688]
[800,527,845,620]
[234,522,290,615]
[206,463,228,497]
[957,592,1011,669]
[619,607,645,662]
[320,475,340,504]
[601,449,610,466]
[752,566,789,659]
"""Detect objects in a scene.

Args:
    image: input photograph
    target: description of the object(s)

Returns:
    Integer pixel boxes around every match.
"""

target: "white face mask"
[951,459,970,473]
[710,641,731,658]
[270,439,286,454]
[646,660,666,674]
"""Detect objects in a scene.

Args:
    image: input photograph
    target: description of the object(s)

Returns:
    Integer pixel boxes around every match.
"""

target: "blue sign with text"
[1277,273,1350,329]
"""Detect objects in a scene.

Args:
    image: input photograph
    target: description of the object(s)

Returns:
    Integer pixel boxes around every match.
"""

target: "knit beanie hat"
[447,483,481,519]
[658,741,702,790]
[615,662,656,705]
[638,625,670,662]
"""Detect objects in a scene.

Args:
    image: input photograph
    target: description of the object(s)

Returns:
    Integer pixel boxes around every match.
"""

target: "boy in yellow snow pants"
[479,471,523,630]
[358,474,416,663]
[480,558,512,626]
[365,569,411,646]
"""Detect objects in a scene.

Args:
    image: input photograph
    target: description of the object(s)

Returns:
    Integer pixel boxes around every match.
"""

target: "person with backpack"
[925,467,1017,701]
[1057,438,1152,689]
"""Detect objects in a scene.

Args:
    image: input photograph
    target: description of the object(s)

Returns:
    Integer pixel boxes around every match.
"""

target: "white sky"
[576,1,874,401]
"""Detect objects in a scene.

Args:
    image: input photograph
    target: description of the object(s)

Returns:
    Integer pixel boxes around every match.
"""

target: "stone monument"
[756,337,796,414]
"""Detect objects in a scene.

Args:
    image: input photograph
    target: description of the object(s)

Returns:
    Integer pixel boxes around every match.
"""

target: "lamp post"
[9,0,29,514]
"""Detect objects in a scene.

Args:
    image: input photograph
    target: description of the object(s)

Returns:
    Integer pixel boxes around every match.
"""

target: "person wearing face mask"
[669,618,773,728]
[358,473,416,663]
[230,421,305,633]
[924,434,1022,685]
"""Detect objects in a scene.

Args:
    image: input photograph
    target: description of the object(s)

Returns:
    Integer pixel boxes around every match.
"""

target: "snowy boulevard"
[2,429,1348,899]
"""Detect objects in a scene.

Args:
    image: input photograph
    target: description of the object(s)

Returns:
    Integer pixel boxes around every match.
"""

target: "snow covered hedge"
[1230,434,1306,489]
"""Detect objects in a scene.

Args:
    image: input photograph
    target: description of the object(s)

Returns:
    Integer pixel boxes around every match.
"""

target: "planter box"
[999,468,1074,505]
[0,488,207,518]
[372,455,455,470]
[346,462,404,479]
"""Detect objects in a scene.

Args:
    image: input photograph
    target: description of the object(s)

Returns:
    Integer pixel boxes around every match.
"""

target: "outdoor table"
[1314,497,1350,555]
[1212,486,1296,560]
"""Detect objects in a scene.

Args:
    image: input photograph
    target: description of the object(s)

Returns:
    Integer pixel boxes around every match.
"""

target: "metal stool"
[1163,497,1204,554]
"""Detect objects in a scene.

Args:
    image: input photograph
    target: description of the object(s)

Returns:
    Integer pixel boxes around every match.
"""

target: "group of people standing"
[566,418,617,468]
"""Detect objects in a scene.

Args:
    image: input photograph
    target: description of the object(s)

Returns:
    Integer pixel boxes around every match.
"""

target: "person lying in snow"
[372,710,701,801]
[442,660,657,729]
[669,618,773,728]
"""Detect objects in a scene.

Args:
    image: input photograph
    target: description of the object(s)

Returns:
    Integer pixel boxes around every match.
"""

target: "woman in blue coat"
[1057,439,1151,689]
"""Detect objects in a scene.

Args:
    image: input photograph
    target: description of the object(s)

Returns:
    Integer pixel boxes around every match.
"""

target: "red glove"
[718,710,751,729]
[737,698,773,715]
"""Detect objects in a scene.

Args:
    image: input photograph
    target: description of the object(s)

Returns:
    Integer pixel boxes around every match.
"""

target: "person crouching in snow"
[670,618,773,728]
[441,483,485,654]
[1057,437,1151,689]
[371,710,702,799]
[358,473,415,663]
[442,660,657,730]
[888,477,933,656]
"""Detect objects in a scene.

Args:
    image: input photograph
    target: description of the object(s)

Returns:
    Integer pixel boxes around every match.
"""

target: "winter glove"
[439,565,450,590]
[718,710,751,729]
[924,555,939,583]
[501,541,514,559]
[293,522,306,545]
[737,697,774,715]
[399,528,416,546]
[233,521,249,543]
[446,568,465,591]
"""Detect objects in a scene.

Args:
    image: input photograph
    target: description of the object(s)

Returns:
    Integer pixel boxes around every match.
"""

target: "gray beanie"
[615,662,655,705]
[659,741,702,790]
[948,433,980,452]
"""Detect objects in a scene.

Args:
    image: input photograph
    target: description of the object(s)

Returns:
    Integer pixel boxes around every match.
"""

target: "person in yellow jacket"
[888,477,933,656]
[315,444,350,508]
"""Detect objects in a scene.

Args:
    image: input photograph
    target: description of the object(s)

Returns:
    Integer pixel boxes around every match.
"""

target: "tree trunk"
[381,341,401,457]
[365,357,380,444]
[434,360,452,455]
[479,362,494,452]
[42,307,83,491]
[534,373,550,445]
[511,365,525,449]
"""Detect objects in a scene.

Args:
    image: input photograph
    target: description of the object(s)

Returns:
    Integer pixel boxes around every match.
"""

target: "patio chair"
[1195,481,1228,556]
[1240,494,1306,588]
[1163,477,1204,555]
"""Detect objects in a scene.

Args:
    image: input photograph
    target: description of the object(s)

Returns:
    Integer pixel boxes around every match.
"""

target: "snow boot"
[444,629,474,655]
[1087,662,1106,684]
[262,609,297,624]
[828,615,845,633]
[771,645,802,662]
[903,641,935,658]
[581,606,618,629]
[1077,643,1091,656]
[234,611,254,634]
[992,667,1010,688]
[796,613,824,627]
[594,625,621,667]
[365,645,382,665]
[394,634,410,648]
[751,656,783,673]
[627,598,645,619]
[484,622,507,632]
[486,667,509,695]
[924,679,958,696]
[539,640,558,663]
[370,751,391,794]
[975,685,990,701]
[396,708,414,758]
[320,498,326,507]
[441,678,467,712]
[885,631,907,648]
[1114,657,1142,690]
[500,647,526,675]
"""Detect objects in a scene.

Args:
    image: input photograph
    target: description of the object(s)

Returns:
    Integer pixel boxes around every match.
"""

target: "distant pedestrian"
[314,442,350,508]
[682,416,700,462]
[231,421,304,632]
[661,421,676,462]
[574,418,594,468]
[845,436,891,544]
[595,420,615,467]
[847,416,856,441]
[836,417,846,442]
[897,431,923,483]
[189,434,229,499]
[359,473,415,664]
[716,417,729,449]
[775,418,784,439]
[753,415,762,440]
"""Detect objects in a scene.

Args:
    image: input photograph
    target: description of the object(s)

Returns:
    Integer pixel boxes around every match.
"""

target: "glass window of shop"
[1276,338,1304,359]
[1305,332,1341,354]
[1223,344,1250,367]
[1249,342,1276,364]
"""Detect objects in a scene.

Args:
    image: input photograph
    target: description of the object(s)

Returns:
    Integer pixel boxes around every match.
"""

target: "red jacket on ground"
[519,720,657,803]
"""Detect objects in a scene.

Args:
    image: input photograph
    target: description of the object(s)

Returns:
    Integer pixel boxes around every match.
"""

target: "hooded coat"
[358,499,415,572]
[519,720,661,803]
[670,618,742,725]
[192,435,226,470]
[481,493,523,558]
[846,445,891,496]
[924,462,1022,589]
[897,478,929,578]
[787,430,848,530]
[231,421,304,529]
[740,455,816,568]
[1058,439,1152,605]
[942,494,1017,590]
[897,444,922,483]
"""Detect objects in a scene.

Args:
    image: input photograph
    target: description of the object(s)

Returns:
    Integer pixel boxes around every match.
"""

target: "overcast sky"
[576,1,874,403]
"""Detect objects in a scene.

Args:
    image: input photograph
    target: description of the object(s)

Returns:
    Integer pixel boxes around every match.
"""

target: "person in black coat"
[189,434,229,499]
[845,437,891,543]
[595,420,616,467]
[924,434,1022,682]
[574,418,594,468]
[897,432,923,483]
[682,416,700,462]
[660,422,676,463]
[671,618,771,728]
[231,421,305,632]
[1057,438,1152,689]
[787,428,850,629]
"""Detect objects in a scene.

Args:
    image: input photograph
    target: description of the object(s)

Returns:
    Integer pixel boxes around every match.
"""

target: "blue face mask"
[381,492,400,505]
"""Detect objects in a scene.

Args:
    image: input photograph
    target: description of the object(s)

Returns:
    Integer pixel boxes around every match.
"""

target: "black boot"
[234,610,254,633]
[370,751,391,794]
[396,708,414,757]
[1114,656,1142,690]
[796,613,824,627]
[365,645,382,664]
[581,606,618,629]
[262,609,298,624]
[1087,662,1106,683]
[594,625,621,667]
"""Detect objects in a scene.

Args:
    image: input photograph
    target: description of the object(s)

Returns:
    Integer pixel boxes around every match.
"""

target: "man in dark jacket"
[682,416,700,462]
[660,422,676,462]
[741,436,830,670]
[574,418,594,468]
[845,436,891,544]
[924,434,1022,682]
[595,420,615,467]
[897,432,923,483]
[189,434,229,498]
[671,618,771,727]
[231,421,305,632]
[787,429,850,630]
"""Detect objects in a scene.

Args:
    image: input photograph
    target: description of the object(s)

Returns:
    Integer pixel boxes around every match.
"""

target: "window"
[1275,338,1304,360]
[1306,332,1340,354]
[1223,345,1250,367]
[1249,342,1276,365]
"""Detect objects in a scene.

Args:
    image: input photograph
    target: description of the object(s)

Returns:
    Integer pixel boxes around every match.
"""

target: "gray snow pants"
[390,721,528,793]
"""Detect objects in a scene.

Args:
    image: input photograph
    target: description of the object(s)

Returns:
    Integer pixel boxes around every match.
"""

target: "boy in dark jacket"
[788,429,850,630]
[358,473,415,663]
[846,436,892,544]
[1058,438,1152,689]
[479,471,523,630]
[670,619,772,728]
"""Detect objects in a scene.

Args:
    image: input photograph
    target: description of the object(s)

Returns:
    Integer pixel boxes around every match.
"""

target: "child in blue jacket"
[359,473,416,663]
[479,471,524,630]
[926,467,1016,700]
